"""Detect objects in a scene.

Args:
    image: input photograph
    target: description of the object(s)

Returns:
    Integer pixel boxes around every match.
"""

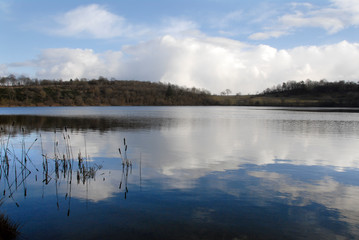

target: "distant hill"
[0,75,358,107]
[0,76,214,106]
[256,79,359,107]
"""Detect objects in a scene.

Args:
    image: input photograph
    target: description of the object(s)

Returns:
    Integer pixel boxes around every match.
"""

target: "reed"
[0,125,105,217]
[119,138,131,167]
[119,138,132,199]
[45,128,105,215]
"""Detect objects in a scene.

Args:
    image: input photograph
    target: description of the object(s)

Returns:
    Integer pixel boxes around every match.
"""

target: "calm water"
[1,106,359,240]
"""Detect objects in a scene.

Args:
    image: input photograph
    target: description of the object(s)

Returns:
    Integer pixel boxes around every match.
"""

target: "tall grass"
[119,138,132,199]
[0,124,125,239]
[0,125,103,215]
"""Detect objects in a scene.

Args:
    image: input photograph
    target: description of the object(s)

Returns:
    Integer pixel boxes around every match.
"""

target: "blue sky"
[1,0,359,94]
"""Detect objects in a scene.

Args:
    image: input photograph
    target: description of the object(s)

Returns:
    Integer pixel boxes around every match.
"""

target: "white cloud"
[251,0,359,40]
[121,37,359,94]
[49,2,359,43]
[333,0,359,17]
[249,30,288,40]
[33,48,123,80]
[214,10,243,29]
[51,4,147,39]
[12,37,359,94]
[49,4,199,40]
[279,9,345,34]
[160,17,199,36]
[289,2,314,9]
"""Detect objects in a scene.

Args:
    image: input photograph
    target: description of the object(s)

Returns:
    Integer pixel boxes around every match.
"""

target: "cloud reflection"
[245,168,359,235]
[2,107,359,198]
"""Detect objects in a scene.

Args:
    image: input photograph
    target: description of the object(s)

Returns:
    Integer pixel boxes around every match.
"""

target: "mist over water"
[1,106,359,239]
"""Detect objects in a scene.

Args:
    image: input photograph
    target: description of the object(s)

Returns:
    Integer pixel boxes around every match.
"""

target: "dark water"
[1,106,359,240]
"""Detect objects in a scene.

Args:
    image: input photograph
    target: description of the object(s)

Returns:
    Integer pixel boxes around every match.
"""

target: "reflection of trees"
[0,115,173,133]
[266,119,359,137]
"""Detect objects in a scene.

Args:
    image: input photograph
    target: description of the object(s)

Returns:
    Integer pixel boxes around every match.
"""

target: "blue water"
[0,106,359,239]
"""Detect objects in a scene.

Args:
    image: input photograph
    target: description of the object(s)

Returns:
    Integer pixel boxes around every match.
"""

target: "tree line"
[0,76,214,106]
[0,75,358,107]
[261,79,359,96]
[257,79,359,107]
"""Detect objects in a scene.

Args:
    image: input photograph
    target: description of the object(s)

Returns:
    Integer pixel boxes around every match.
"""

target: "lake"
[1,106,359,240]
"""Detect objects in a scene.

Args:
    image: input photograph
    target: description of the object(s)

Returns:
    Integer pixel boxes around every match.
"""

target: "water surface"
[1,106,359,239]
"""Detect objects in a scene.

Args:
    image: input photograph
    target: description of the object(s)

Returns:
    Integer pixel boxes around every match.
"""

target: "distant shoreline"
[0,77,358,108]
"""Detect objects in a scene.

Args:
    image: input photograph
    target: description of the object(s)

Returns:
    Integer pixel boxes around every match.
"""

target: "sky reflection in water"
[1,106,359,239]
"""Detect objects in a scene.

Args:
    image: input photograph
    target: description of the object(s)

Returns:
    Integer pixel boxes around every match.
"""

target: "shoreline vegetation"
[0,75,358,107]
[0,123,114,239]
